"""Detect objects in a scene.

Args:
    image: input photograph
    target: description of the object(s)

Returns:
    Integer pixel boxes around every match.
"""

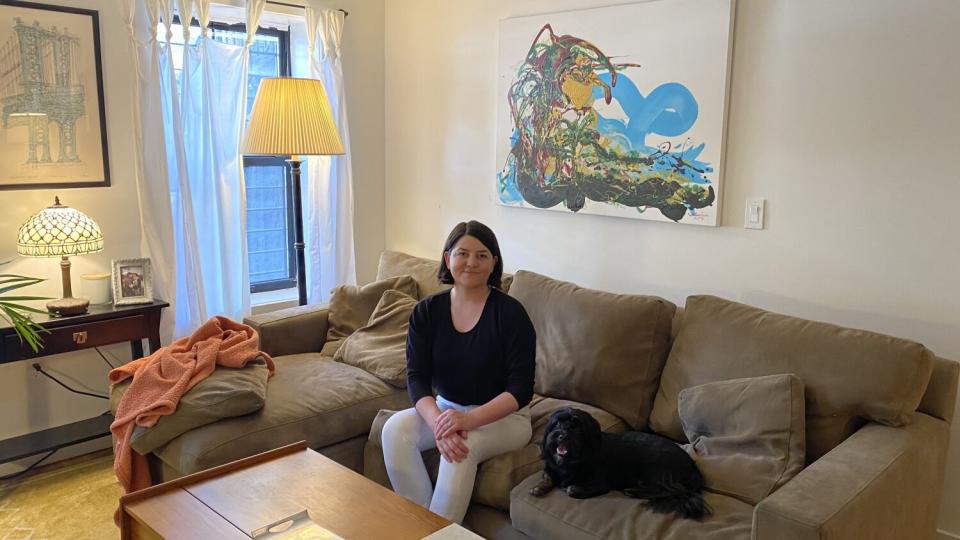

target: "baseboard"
[938,529,960,540]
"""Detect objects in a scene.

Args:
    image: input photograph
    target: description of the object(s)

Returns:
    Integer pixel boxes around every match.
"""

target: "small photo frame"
[111,258,153,305]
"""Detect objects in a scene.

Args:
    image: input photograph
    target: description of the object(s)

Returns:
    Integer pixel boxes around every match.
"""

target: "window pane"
[245,163,292,284]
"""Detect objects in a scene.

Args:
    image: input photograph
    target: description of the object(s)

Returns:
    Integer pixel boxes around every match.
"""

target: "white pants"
[381,396,532,523]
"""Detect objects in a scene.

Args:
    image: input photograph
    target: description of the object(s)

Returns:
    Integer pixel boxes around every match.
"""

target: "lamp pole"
[288,155,308,306]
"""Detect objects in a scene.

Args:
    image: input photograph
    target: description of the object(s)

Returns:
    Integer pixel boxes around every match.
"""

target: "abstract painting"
[496,0,733,225]
[0,1,110,190]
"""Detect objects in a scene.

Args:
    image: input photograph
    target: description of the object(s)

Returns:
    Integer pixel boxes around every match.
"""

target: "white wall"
[0,0,143,473]
[383,0,960,534]
[0,0,385,473]
[337,0,386,284]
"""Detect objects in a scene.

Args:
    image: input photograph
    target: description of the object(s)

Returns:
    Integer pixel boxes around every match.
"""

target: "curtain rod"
[265,1,349,17]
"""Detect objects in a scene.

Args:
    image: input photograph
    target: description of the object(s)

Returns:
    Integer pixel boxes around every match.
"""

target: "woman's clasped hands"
[433,409,476,463]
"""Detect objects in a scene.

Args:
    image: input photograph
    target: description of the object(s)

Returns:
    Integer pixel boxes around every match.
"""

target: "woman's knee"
[381,409,422,450]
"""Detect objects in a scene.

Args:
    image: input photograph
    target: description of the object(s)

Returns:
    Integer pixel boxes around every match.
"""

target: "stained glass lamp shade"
[17,197,104,316]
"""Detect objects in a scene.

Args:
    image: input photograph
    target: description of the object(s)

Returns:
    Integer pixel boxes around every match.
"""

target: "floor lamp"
[242,77,345,306]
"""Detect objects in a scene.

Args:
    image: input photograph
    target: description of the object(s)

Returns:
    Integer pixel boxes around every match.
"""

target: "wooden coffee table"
[119,441,450,539]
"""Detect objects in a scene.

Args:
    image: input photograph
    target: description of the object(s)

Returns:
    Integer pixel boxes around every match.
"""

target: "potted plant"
[0,260,49,352]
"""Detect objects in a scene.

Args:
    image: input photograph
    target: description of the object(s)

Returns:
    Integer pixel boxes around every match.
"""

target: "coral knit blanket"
[108,316,275,498]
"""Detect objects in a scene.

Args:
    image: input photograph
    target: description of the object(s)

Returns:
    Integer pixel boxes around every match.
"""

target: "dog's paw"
[529,484,550,497]
[565,485,589,499]
[529,476,555,497]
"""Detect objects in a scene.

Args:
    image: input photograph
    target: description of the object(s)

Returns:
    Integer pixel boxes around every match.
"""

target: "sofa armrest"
[753,413,949,540]
[243,303,329,357]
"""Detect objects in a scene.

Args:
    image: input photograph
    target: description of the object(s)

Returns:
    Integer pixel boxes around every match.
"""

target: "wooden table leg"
[130,339,144,360]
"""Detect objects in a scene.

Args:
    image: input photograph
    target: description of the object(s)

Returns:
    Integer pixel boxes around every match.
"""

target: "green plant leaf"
[0,280,45,295]
[0,261,48,352]
[0,302,49,314]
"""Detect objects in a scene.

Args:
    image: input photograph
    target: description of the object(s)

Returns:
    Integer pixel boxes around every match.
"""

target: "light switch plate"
[744,198,765,229]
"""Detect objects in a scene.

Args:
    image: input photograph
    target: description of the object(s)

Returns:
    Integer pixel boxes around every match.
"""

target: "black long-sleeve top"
[406,288,536,409]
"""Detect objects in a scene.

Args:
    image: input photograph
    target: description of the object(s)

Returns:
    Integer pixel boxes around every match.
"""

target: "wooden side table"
[0,300,169,465]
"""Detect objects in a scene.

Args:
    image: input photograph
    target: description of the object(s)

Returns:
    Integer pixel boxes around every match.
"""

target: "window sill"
[251,287,298,315]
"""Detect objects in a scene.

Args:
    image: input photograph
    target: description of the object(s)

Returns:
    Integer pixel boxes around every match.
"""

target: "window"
[164,19,297,293]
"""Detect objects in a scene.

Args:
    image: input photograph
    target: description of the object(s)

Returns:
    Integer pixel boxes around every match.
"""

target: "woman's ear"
[443,251,450,267]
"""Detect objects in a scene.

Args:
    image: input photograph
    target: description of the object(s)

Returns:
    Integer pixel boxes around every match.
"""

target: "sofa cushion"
[651,295,935,460]
[680,374,806,505]
[364,395,627,512]
[508,270,675,429]
[153,353,410,475]
[473,396,626,510]
[334,289,417,387]
[109,360,270,454]
[376,250,514,296]
[321,275,419,357]
[511,473,753,540]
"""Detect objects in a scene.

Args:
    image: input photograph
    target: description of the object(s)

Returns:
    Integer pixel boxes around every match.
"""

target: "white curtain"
[293,8,357,302]
[125,0,263,340]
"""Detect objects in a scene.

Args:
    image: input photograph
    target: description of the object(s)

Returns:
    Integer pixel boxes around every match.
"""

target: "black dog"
[529,407,710,520]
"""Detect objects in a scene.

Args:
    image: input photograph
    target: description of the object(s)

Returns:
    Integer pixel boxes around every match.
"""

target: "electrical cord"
[0,449,58,481]
[94,346,117,369]
[31,364,109,400]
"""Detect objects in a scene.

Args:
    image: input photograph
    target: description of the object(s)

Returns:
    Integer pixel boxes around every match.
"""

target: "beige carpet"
[0,452,120,539]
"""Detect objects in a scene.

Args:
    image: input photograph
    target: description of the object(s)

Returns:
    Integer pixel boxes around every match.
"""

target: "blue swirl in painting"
[592,75,712,185]
[498,24,716,222]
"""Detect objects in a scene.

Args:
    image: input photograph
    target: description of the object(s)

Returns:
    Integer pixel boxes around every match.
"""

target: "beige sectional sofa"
[120,251,958,540]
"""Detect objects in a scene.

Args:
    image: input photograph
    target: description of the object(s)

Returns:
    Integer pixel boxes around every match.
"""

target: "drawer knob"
[72,331,88,344]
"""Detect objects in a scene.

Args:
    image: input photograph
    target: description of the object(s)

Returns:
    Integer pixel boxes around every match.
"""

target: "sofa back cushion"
[651,295,935,460]
[376,250,514,296]
[321,275,419,357]
[334,289,417,387]
[679,374,806,505]
[508,270,675,429]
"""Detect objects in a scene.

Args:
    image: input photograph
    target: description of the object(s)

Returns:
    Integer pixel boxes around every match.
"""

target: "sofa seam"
[637,300,666,429]
[899,348,927,423]
[754,503,821,534]
[767,377,796,498]
[179,391,402,465]
[513,495,605,540]
[258,306,329,325]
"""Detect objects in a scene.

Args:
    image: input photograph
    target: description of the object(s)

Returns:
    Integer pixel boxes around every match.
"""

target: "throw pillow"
[679,374,806,505]
[109,359,270,454]
[508,270,675,430]
[334,289,417,387]
[650,295,934,461]
[321,275,419,357]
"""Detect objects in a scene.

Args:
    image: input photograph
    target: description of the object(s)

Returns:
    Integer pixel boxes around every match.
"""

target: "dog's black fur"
[530,407,710,520]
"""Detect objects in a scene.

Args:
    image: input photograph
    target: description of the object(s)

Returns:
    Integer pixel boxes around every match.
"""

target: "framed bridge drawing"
[0,1,110,190]
[496,0,734,226]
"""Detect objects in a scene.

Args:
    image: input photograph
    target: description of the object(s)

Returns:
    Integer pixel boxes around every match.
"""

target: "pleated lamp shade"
[241,77,345,157]
[17,197,104,257]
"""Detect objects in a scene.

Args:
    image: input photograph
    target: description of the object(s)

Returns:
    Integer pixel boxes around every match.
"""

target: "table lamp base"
[47,297,90,316]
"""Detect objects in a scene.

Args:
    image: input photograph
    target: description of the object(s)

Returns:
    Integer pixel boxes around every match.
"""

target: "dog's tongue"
[556,443,568,456]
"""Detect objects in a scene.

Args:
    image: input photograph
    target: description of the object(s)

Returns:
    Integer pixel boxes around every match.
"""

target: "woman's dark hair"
[437,220,504,289]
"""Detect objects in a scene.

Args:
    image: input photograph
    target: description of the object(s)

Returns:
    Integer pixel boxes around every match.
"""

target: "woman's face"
[444,234,497,289]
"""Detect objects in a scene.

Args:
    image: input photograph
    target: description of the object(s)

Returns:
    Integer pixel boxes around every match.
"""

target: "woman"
[381,220,536,523]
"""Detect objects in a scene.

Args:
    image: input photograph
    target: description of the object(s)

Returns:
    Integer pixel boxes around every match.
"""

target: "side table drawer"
[2,315,148,363]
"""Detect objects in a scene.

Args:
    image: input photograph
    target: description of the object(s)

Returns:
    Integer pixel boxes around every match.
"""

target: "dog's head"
[542,407,602,468]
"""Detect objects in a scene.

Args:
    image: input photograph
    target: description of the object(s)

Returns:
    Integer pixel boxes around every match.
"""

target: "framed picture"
[111,258,154,306]
[0,1,111,190]
[496,0,734,226]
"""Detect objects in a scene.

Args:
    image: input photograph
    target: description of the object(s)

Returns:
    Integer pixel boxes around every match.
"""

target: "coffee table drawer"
[1,314,147,363]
